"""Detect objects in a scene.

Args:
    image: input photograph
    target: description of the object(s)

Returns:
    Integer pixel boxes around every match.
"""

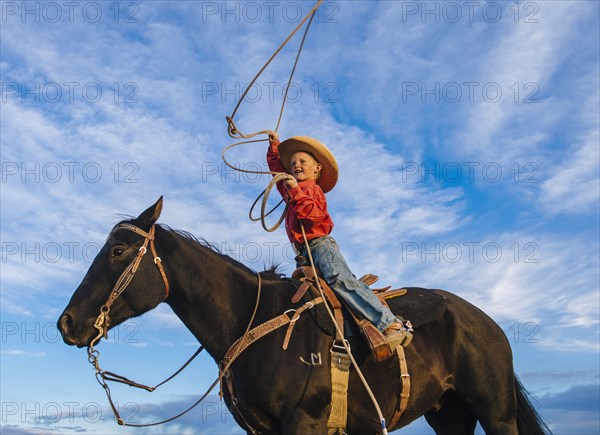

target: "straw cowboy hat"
[278,136,339,193]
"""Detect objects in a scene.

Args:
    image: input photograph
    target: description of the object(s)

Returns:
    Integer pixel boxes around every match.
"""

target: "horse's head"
[58,197,168,348]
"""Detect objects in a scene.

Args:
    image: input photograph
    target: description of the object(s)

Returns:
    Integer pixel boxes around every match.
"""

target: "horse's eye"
[112,247,126,257]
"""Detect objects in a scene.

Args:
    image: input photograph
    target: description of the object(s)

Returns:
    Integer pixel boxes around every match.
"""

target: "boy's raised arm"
[266,131,289,197]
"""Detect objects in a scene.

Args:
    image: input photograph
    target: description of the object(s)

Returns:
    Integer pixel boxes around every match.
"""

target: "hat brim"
[278,136,338,193]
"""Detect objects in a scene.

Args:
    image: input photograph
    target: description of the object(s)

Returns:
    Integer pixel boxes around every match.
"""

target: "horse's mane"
[157,224,286,280]
[261,265,287,280]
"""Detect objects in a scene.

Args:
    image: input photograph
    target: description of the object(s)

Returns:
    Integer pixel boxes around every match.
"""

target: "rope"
[221,141,292,232]
[222,0,323,232]
[300,224,389,434]
[226,0,324,139]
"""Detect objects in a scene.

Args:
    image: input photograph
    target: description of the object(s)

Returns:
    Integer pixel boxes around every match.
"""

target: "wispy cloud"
[539,130,600,215]
[1,349,46,358]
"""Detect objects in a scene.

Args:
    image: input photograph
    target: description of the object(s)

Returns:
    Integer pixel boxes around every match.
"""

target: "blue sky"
[1,0,598,433]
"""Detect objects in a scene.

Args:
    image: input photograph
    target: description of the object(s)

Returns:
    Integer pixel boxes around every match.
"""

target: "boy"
[267,132,412,349]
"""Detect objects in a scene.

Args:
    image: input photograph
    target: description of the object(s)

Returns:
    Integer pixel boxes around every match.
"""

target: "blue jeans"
[297,236,398,332]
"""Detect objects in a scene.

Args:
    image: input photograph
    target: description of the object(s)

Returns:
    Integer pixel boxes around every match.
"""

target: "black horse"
[58,198,549,434]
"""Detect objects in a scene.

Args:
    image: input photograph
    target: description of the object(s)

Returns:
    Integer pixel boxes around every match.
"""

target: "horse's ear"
[136,196,163,230]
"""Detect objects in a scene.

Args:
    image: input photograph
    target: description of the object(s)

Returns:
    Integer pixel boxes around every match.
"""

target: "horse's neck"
[163,232,281,360]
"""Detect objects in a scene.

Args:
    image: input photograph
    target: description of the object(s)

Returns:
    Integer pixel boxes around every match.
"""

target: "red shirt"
[267,141,334,244]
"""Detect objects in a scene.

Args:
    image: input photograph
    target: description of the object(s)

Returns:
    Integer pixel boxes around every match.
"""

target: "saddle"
[291,266,409,362]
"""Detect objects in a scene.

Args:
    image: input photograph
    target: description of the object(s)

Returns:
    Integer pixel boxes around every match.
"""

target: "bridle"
[89,223,169,349]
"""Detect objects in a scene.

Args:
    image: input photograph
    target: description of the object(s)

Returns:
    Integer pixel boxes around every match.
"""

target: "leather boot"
[384,322,413,348]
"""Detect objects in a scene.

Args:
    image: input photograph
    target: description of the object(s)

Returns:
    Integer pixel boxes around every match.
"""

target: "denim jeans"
[297,235,398,332]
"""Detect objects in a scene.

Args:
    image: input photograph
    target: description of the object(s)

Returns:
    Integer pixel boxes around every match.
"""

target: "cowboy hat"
[278,136,338,193]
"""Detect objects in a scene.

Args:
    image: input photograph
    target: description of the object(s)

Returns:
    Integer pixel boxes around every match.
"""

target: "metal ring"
[283,309,296,320]
[332,339,350,352]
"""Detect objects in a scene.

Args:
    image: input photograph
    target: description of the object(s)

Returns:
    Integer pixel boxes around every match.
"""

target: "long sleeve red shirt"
[267,140,334,244]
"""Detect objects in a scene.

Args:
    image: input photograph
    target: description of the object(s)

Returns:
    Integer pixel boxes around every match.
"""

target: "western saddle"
[291,266,411,362]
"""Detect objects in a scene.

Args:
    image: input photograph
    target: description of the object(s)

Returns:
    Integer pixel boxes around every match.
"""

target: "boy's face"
[290,151,322,183]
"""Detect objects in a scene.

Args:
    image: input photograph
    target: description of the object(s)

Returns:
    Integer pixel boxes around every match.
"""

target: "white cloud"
[452,1,578,157]
[539,130,600,215]
[1,349,46,357]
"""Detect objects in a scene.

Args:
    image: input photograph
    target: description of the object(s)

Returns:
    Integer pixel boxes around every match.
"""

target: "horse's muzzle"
[57,311,81,346]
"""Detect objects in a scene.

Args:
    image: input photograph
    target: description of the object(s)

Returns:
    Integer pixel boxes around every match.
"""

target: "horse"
[57,197,549,434]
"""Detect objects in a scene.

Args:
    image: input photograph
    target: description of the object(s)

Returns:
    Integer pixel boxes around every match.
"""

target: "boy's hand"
[267,130,279,143]
[284,175,298,190]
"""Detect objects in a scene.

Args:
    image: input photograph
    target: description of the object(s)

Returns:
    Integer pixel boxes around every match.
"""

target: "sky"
[1,0,599,434]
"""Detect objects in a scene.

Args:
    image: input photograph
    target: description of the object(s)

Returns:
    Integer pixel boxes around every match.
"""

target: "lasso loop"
[222,1,323,231]
[222,139,294,232]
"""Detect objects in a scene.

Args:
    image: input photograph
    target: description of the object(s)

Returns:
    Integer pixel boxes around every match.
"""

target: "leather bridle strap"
[110,223,170,302]
[104,225,152,310]
[91,224,169,346]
